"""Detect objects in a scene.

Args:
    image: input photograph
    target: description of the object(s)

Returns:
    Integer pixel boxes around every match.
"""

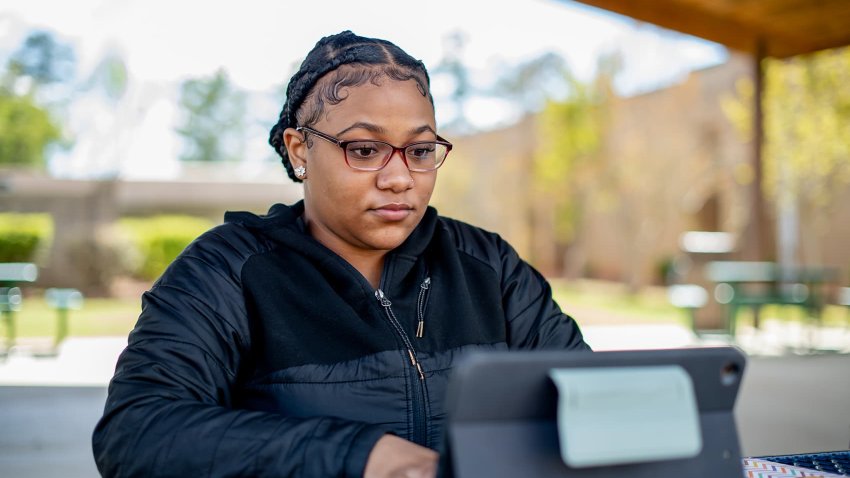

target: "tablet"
[439,346,746,478]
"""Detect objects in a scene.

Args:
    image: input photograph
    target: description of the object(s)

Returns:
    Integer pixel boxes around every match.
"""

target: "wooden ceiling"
[571,0,850,58]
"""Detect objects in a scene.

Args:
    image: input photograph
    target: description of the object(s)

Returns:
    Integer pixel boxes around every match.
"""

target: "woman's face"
[285,77,438,259]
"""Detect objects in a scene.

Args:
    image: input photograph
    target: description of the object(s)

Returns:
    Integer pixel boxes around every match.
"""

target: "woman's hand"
[363,434,438,478]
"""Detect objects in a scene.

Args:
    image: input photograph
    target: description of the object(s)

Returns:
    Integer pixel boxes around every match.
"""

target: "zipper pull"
[416,277,430,338]
[375,289,392,307]
[407,349,425,380]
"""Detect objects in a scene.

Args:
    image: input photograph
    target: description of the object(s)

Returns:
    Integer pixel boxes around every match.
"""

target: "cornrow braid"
[269,31,433,182]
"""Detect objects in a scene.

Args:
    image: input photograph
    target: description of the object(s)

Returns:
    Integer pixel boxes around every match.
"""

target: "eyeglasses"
[296,126,452,172]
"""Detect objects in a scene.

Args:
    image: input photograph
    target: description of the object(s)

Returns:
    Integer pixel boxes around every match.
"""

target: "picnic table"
[704,261,839,336]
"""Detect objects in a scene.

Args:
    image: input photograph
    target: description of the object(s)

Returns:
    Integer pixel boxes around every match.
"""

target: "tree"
[0,31,71,168]
[176,69,247,162]
[0,91,61,167]
[8,31,76,87]
[86,53,128,102]
[492,52,575,112]
[432,32,474,134]
[722,47,850,264]
[530,55,618,276]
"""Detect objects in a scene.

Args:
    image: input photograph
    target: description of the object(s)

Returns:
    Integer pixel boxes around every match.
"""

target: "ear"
[283,127,308,170]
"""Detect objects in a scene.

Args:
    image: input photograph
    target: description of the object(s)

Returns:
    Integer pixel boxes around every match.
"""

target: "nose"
[376,149,413,192]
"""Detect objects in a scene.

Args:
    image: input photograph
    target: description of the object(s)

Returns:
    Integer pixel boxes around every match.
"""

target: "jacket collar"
[225,200,438,270]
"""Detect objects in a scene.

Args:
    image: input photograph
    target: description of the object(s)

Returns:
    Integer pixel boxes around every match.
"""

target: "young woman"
[93,31,590,478]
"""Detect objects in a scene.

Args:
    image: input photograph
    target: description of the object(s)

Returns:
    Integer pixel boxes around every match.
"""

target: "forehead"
[317,78,436,131]
[297,65,433,126]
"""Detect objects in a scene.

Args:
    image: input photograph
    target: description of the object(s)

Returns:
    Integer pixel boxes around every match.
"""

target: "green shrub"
[0,213,53,263]
[118,215,216,280]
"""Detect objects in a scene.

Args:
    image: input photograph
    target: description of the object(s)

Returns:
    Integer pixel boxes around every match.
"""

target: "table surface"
[706,261,841,283]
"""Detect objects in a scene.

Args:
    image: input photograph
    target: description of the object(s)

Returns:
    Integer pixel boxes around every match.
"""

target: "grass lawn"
[550,279,688,326]
[5,296,141,339]
[4,279,846,339]
[550,279,848,329]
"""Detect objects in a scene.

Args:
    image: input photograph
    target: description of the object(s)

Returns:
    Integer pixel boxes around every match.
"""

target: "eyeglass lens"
[345,141,448,171]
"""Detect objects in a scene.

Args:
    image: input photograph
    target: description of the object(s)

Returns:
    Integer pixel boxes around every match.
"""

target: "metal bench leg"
[2,310,15,352]
[727,304,739,337]
[688,308,698,334]
[54,309,69,349]
[752,305,761,330]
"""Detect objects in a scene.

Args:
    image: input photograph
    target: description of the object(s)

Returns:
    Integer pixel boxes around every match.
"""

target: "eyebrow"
[336,122,436,138]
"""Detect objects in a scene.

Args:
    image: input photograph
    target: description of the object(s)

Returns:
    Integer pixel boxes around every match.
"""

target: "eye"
[407,143,436,160]
[346,142,383,160]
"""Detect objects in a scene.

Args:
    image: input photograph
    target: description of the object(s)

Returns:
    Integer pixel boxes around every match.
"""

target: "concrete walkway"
[0,386,106,478]
[0,324,848,477]
[0,337,127,387]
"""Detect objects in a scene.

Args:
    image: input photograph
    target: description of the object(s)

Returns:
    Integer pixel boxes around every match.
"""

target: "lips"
[371,203,413,221]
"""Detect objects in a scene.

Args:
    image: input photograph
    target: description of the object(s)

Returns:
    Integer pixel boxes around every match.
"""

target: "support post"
[747,39,774,263]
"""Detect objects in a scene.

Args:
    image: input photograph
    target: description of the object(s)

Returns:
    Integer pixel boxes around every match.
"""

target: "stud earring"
[294,166,306,178]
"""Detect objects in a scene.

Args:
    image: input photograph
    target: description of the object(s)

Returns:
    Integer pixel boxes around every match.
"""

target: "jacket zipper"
[415,277,431,338]
[375,283,429,446]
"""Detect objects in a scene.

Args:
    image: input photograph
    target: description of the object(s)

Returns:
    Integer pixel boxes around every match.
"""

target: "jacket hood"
[224,200,439,265]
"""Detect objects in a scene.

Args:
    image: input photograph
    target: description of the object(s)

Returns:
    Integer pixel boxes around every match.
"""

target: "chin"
[363,226,415,251]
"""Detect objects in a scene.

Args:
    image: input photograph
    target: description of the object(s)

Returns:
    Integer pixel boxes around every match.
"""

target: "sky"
[0,0,728,180]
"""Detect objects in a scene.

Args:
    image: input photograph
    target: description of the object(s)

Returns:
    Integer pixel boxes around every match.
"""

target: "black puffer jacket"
[93,201,589,477]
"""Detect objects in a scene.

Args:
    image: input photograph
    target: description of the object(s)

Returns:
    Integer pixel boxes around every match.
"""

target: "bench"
[45,288,84,347]
[0,287,23,350]
[0,262,38,285]
[0,263,38,351]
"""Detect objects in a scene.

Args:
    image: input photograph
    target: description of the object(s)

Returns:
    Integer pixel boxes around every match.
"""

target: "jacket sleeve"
[496,237,592,352]
[92,229,387,478]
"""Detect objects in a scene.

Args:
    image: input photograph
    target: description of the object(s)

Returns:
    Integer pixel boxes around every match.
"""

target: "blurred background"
[0,0,849,476]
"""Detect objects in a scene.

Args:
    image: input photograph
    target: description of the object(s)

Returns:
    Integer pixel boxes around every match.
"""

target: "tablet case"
[440,347,746,478]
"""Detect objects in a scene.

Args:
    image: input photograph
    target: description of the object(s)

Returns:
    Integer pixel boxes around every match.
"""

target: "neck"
[344,251,386,289]
[302,217,387,289]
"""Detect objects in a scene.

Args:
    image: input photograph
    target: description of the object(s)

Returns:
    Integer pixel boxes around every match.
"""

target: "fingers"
[364,435,439,478]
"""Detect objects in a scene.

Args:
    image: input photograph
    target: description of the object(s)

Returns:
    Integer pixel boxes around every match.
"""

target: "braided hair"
[269,31,433,182]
